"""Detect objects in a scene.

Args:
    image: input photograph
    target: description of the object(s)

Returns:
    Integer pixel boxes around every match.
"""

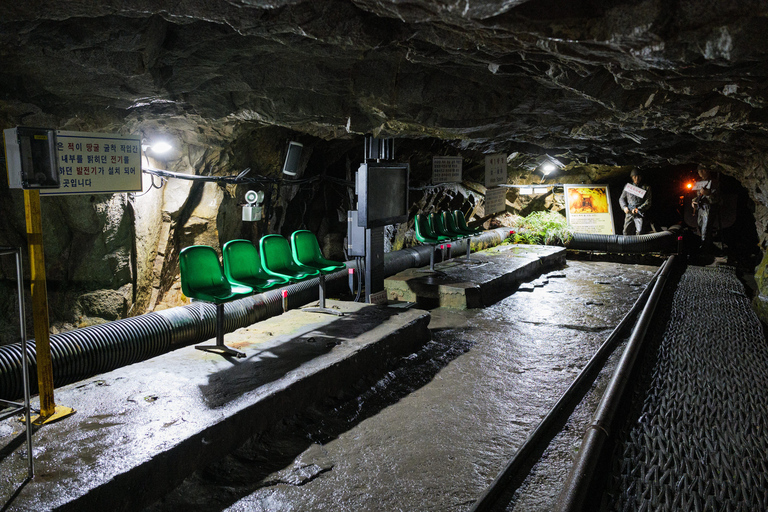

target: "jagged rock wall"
[2,0,768,334]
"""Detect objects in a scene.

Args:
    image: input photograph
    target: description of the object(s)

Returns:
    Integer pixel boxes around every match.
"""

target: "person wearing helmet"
[619,168,652,235]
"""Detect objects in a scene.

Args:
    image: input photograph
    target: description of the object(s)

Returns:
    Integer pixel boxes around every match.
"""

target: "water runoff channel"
[145,258,664,512]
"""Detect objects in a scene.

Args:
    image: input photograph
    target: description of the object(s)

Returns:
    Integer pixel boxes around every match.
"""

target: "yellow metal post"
[23,189,74,424]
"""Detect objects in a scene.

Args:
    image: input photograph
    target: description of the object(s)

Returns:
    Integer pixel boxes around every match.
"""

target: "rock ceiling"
[2,0,767,170]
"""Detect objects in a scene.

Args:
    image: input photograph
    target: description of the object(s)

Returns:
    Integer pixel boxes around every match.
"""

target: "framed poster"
[432,156,462,183]
[564,184,614,235]
[42,131,142,195]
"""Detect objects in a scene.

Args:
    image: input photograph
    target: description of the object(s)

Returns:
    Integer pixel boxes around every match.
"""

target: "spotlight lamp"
[141,140,173,154]
[242,190,265,222]
[541,162,557,175]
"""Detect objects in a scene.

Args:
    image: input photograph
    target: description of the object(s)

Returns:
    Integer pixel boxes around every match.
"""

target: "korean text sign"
[432,156,463,184]
[42,131,141,195]
[484,153,507,188]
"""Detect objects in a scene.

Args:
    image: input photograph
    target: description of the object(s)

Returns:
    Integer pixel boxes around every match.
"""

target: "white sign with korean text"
[624,183,647,198]
[692,180,710,191]
[484,186,507,215]
[42,131,141,195]
[432,156,463,183]
[484,153,507,188]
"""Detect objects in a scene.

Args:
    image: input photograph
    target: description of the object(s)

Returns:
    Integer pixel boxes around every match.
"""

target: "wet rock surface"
[145,260,658,511]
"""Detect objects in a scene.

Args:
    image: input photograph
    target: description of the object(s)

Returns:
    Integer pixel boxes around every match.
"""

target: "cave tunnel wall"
[2,125,768,345]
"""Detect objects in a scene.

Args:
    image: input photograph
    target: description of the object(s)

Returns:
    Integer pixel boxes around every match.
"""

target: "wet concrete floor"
[0,301,431,512]
[145,260,658,512]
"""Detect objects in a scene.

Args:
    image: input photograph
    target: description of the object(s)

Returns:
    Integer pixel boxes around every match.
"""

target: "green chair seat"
[290,230,346,274]
[260,234,320,283]
[414,214,443,272]
[414,214,441,245]
[431,211,460,240]
[179,245,253,358]
[444,210,470,238]
[455,210,483,235]
[223,239,289,291]
[290,230,346,315]
[180,245,253,303]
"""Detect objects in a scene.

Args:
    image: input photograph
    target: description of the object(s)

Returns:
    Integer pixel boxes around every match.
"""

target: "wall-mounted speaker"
[282,141,303,176]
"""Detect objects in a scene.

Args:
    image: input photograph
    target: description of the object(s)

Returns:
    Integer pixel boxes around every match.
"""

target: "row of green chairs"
[179,230,345,358]
[414,210,482,272]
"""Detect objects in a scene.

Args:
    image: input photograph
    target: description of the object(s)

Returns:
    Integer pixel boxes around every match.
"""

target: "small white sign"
[692,180,710,191]
[484,186,507,215]
[369,290,388,305]
[42,130,142,196]
[432,156,463,183]
[533,187,550,194]
[624,183,647,198]
[484,153,507,188]
[519,187,534,195]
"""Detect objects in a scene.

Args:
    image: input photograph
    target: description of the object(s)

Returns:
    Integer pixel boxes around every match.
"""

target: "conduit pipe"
[0,228,510,400]
[568,225,681,254]
[470,261,666,512]
[555,254,677,511]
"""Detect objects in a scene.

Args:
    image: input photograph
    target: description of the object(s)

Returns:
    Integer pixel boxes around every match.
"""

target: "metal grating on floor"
[601,265,768,511]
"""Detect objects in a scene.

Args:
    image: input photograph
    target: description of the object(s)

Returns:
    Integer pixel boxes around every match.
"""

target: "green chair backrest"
[444,210,465,235]
[431,212,453,238]
[223,239,267,282]
[426,213,450,241]
[260,234,321,279]
[455,210,481,234]
[291,230,345,272]
[179,245,233,301]
[414,214,438,244]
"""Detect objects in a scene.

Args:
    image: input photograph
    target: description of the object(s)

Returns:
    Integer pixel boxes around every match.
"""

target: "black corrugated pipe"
[555,255,676,511]
[0,228,510,400]
[567,225,681,253]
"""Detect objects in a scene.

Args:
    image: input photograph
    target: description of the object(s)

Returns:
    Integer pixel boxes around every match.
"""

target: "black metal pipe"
[568,226,681,253]
[554,254,676,511]
[470,261,666,512]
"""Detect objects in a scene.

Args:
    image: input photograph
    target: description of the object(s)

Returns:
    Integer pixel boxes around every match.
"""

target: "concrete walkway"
[0,302,430,512]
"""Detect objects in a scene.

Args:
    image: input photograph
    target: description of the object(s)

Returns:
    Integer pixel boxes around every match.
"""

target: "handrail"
[555,254,677,511]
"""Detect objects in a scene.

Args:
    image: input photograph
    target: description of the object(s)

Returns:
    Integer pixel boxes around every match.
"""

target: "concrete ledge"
[0,301,431,512]
[385,245,566,309]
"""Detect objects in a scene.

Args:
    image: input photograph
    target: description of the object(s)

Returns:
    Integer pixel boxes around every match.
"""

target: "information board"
[484,186,507,215]
[432,156,462,183]
[485,153,507,188]
[42,131,141,195]
[564,184,614,235]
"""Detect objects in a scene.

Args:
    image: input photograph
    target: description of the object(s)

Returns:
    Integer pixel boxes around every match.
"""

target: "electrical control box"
[3,127,60,189]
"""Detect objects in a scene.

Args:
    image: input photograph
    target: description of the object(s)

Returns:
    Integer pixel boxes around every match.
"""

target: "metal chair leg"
[195,303,246,358]
[302,274,344,316]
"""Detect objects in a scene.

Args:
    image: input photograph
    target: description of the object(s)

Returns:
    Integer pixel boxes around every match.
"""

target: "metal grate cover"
[602,265,768,511]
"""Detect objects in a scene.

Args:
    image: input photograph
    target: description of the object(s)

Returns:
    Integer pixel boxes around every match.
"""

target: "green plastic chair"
[413,214,442,272]
[431,212,459,240]
[444,211,476,261]
[454,210,483,235]
[223,239,289,292]
[259,234,320,283]
[291,230,346,315]
[179,245,253,358]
